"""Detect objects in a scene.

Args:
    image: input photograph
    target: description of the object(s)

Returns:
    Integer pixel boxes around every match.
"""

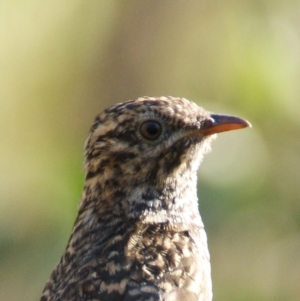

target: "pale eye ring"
[139,120,162,140]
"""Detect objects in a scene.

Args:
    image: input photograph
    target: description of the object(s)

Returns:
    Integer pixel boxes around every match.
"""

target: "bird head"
[82,96,250,223]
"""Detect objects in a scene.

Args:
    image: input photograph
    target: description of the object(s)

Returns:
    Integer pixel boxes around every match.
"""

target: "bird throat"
[79,142,207,234]
[126,169,203,228]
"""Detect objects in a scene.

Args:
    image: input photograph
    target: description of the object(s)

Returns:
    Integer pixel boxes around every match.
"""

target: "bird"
[40,96,250,301]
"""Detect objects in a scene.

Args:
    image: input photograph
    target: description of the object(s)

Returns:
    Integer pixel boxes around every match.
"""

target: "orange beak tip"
[202,114,251,135]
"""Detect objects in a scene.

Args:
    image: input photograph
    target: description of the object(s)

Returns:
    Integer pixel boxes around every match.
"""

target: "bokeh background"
[1,1,300,300]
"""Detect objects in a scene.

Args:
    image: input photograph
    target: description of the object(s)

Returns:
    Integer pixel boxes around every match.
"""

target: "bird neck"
[65,164,204,259]
[126,172,203,228]
[77,163,203,232]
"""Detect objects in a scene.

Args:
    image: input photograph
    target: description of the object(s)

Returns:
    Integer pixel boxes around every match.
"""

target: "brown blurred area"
[1,1,300,300]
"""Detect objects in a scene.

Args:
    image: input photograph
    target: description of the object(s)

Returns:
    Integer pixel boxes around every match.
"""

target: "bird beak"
[201,114,251,136]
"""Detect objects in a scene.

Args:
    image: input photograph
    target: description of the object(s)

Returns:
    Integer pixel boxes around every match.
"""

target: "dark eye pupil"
[140,120,162,140]
[146,123,159,135]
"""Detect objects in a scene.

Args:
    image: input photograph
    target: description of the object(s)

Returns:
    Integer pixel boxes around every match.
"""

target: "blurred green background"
[1,1,300,300]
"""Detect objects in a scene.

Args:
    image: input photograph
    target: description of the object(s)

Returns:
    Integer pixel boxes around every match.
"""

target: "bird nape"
[41,96,251,301]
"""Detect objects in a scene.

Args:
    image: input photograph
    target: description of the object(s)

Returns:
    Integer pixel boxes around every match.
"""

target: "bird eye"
[139,120,162,140]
